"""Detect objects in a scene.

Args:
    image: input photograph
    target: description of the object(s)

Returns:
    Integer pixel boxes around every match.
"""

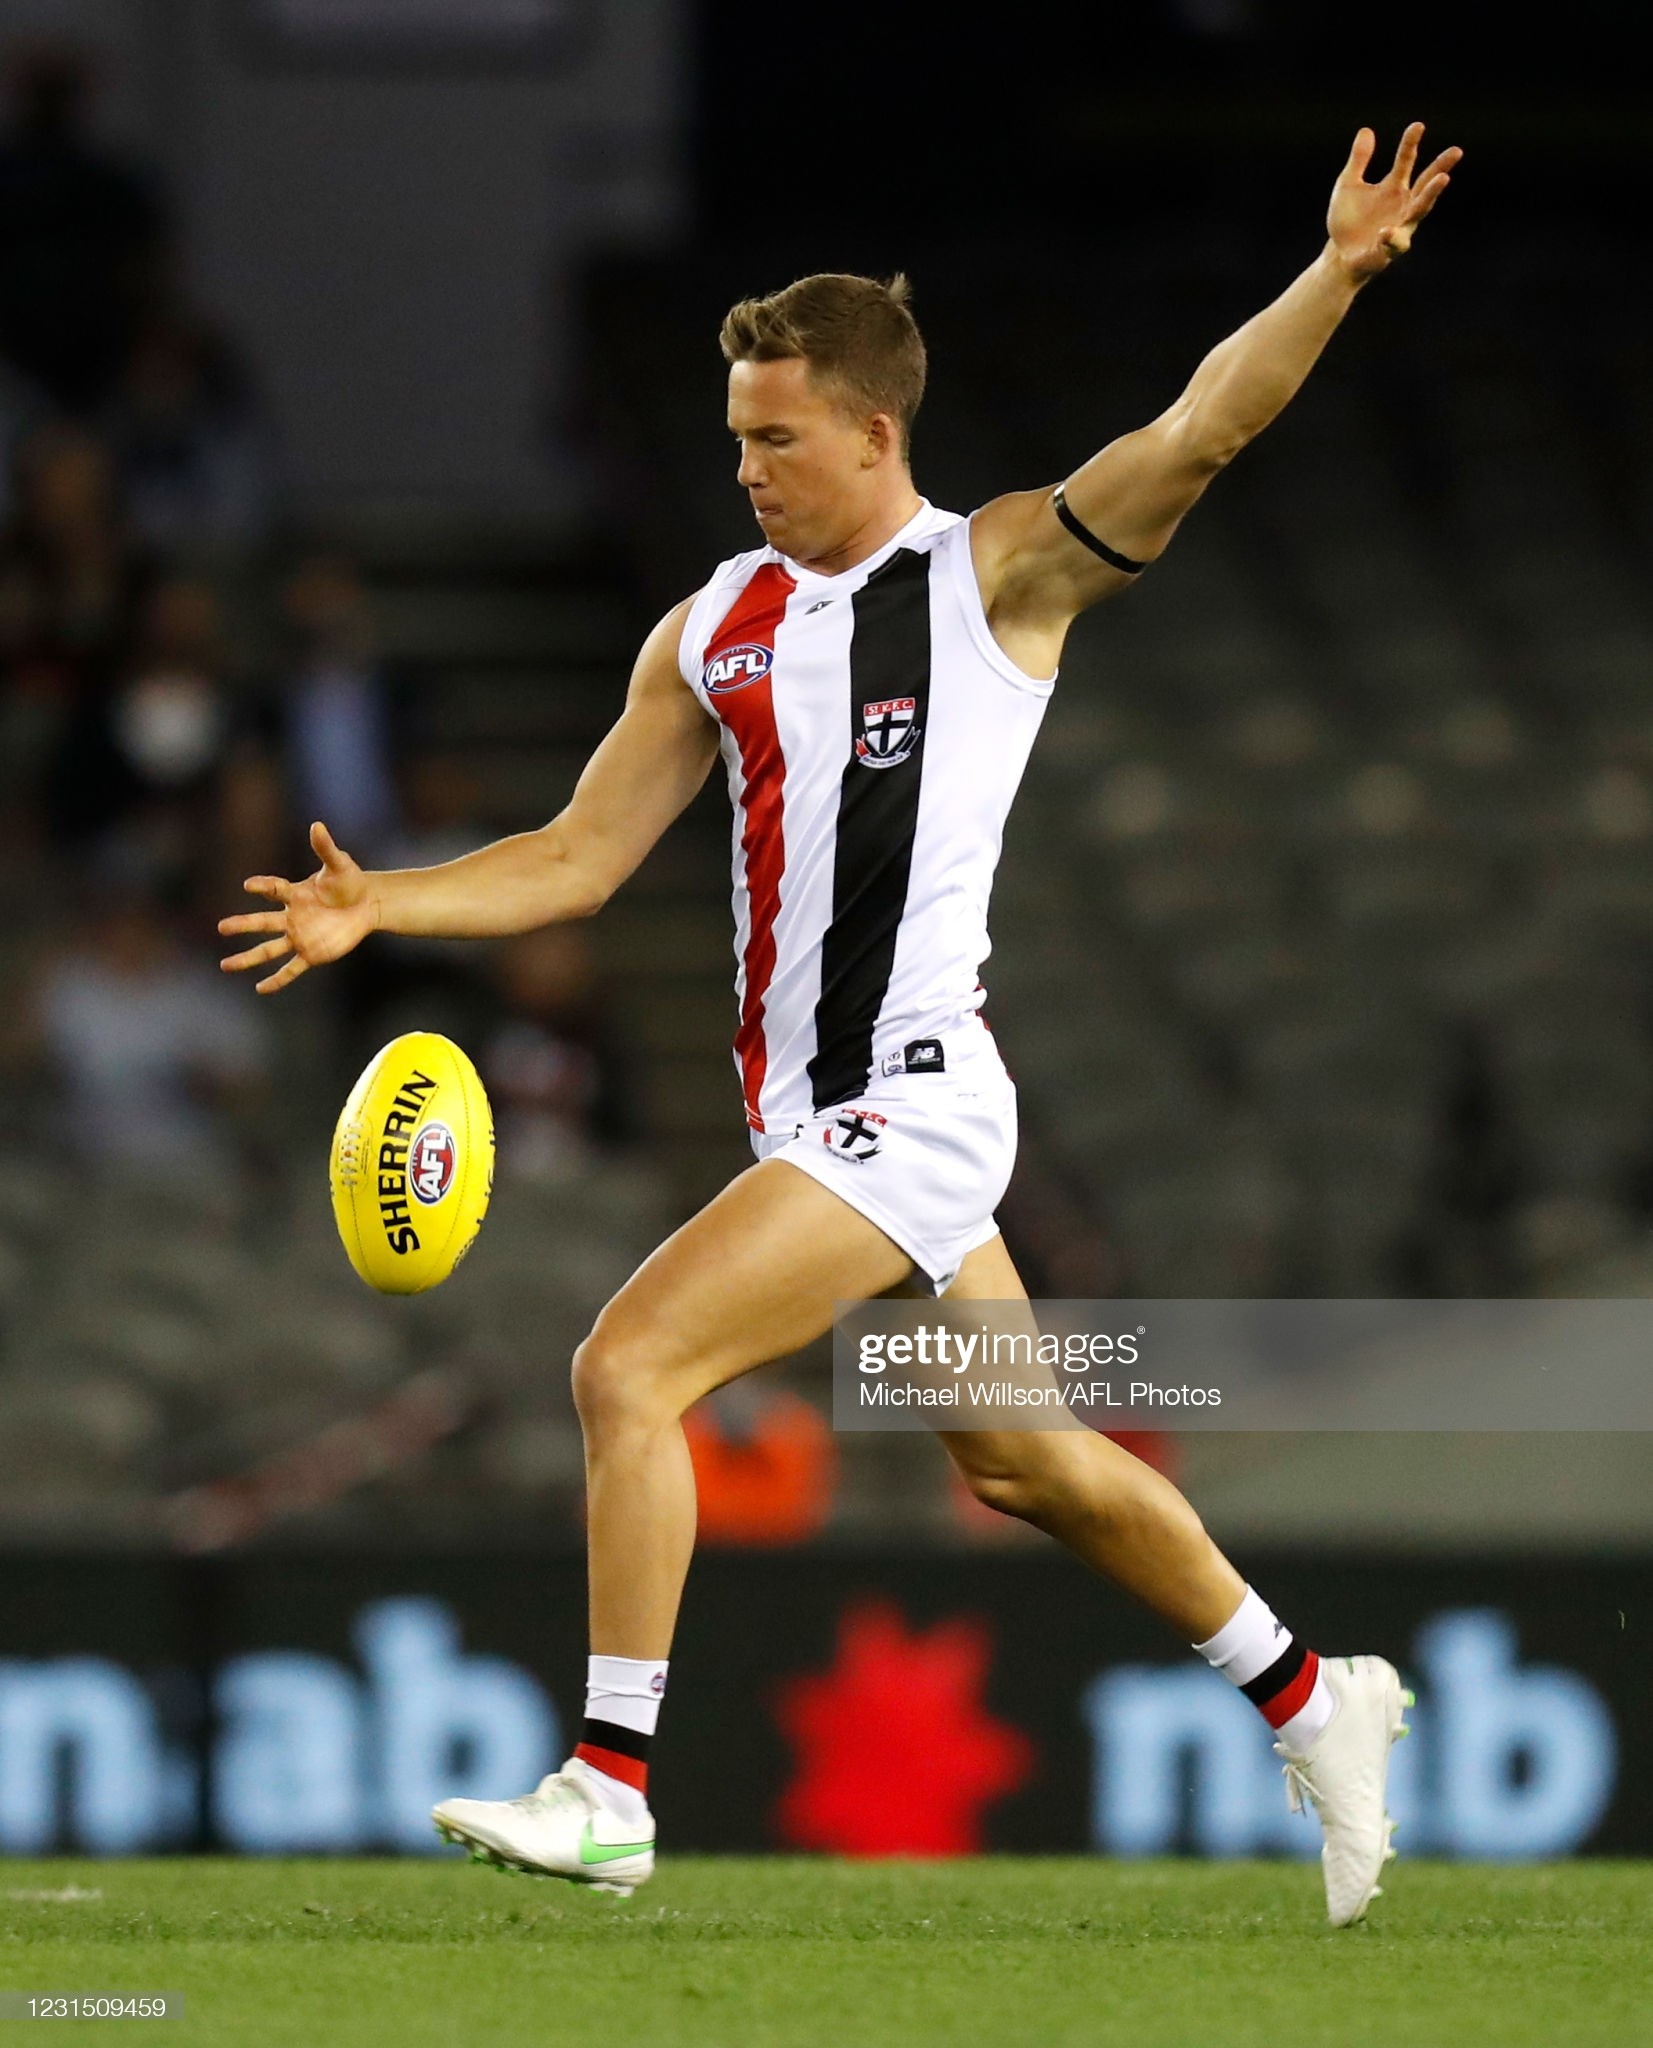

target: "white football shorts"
[749,1022,1017,1294]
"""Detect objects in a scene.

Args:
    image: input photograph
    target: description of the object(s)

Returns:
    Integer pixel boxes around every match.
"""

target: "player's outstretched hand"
[1329,122,1461,279]
[218,821,377,995]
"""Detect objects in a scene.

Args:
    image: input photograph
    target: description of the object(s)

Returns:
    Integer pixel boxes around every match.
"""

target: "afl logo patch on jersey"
[855,695,920,769]
[704,643,773,695]
[407,1120,458,1205]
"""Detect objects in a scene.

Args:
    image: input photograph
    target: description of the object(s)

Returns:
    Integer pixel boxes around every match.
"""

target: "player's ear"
[863,411,900,467]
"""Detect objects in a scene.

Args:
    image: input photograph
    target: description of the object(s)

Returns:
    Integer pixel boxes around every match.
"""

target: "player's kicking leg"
[433,1155,914,1891]
[433,1165,1406,1923]
[936,1232,1410,1926]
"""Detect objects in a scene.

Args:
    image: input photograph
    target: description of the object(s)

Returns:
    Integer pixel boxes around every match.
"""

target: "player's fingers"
[311,820,350,872]
[217,910,287,937]
[1407,171,1453,222]
[1343,126,1376,180]
[1391,120,1424,185]
[255,953,311,996]
[1409,148,1461,201]
[242,875,293,905]
[1378,224,1413,260]
[222,936,293,974]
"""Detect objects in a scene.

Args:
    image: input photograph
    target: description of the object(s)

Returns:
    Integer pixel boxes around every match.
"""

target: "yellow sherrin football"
[330,1032,494,1294]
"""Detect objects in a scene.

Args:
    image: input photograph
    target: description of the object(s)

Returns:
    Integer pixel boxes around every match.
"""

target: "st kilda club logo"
[824,1108,887,1163]
[407,1121,458,1205]
[855,696,920,770]
[703,643,773,695]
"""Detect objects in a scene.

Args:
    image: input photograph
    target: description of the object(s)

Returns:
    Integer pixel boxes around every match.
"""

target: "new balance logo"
[880,1040,947,1078]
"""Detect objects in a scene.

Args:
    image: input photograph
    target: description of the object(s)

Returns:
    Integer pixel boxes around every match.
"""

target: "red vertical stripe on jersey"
[702,563,795,1131]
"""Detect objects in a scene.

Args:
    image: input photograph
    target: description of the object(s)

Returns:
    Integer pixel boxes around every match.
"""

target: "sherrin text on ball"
[330,1031,493,1294]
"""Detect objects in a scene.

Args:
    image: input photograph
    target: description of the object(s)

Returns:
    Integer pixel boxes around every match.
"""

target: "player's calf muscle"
[948,1429,1240,1632]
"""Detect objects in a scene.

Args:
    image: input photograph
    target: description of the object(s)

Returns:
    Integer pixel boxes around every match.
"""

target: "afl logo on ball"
[407,1121,457,1205]
[704,643,773,695]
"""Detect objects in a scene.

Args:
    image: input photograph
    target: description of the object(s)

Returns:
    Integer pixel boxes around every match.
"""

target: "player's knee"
[570,1320,672,1437]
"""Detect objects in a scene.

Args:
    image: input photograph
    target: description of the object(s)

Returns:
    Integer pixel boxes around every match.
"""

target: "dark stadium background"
[0,0,1647,1859]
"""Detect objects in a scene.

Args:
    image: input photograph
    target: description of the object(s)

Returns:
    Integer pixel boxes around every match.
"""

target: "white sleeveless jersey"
[677,500,1053,1136]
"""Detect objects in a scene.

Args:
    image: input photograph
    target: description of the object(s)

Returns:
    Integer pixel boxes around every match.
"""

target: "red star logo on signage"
[772,1600,1034,1855]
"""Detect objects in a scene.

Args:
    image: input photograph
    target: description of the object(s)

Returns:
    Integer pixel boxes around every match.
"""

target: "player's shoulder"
[898,502,968,558]
[703,540,781,602]
[675,543,781,694]
[918,502,967,533]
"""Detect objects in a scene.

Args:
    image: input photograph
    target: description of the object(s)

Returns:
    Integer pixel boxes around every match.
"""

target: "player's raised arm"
[219,596,719,995]
[973,123,1461,650]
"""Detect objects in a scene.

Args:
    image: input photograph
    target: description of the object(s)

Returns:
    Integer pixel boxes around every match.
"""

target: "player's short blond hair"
[719,273,927,456]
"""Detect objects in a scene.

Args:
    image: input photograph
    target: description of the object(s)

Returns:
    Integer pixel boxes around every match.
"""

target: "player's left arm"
[972,123,1461,660]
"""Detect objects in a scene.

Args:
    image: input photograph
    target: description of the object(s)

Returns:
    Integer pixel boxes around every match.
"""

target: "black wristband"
[1053,484,1147,576]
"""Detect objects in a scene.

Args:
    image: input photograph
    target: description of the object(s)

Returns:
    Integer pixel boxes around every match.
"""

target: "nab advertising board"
[0,1555,1642,1857]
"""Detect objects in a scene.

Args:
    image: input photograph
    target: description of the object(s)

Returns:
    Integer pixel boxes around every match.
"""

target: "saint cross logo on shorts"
[824,1108,887,1163]
[854,696,920,770]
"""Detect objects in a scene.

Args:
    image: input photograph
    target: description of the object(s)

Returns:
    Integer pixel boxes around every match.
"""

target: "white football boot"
[432,1757,655,1895]
[1277,1654,1413,1927]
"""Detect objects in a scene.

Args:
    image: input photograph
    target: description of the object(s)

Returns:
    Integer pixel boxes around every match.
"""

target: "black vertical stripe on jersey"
[808,547,932,1112]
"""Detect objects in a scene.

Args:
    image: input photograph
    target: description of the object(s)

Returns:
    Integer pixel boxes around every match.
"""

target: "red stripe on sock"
[1261,1649,1320,1729]
[575,1742,648,1794]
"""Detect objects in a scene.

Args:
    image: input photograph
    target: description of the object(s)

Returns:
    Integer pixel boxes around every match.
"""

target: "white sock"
[574,1655,667,1827]
[1194,1585,1335,1755]
[585,1654,668,1736]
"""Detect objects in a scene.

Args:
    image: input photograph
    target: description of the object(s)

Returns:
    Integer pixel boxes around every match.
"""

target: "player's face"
[727,357,888,564]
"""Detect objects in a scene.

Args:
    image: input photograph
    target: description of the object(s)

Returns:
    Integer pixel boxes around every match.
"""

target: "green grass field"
[3,1858,1649,2047]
